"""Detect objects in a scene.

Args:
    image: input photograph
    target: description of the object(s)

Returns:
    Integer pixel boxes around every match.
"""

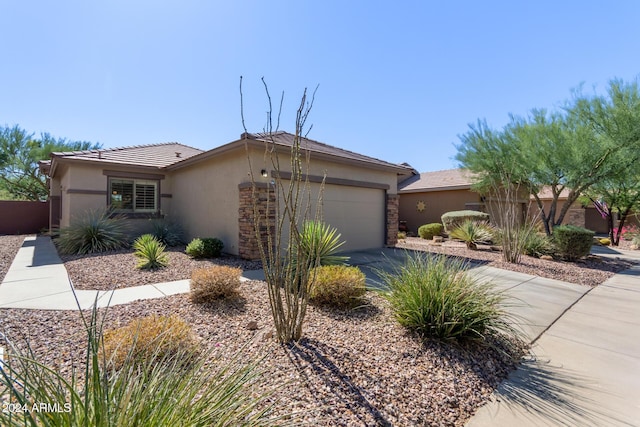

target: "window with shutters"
[109,178,158,212]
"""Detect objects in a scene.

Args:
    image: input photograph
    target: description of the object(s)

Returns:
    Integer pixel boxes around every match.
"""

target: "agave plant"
[449,220,495,250]
[294,221,349,268]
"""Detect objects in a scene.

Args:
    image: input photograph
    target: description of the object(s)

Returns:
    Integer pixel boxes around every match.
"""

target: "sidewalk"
[1,237,640,425]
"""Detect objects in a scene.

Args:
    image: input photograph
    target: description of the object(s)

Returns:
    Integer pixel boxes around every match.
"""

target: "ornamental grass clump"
[102,314,198,370]
[0,304,281,427]
[310,265,366,307]
[133,234,168,269]
[294,221,349,268]
[379,253,517,343]
[150,218,184,246]
[56,208,129,255]
[190,266,242,302]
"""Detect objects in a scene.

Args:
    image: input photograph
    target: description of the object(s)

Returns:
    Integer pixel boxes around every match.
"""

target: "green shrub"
[310,265,366,307]
[0,306,279,426]
[397,231,407,240]
[552,225,594,261]
[378,254,516,342]
[522,231,555,257]
[441,210,490,233]
[133,234,168,269]
[449,220,494,249]
[186,237,224,258]
[418,223,443,239]
[294,221,349,268]
[103,314,198,370]
[632,234,640,248]
[151,218,184,246]
[190,265,242,302]
[57,209,129,255]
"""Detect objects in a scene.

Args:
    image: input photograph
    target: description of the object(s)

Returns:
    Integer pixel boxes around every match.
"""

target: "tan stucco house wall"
[42,132,412,258]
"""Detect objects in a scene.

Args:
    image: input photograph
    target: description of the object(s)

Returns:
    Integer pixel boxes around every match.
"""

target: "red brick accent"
[238,184,276,260]
[386,194,399,246]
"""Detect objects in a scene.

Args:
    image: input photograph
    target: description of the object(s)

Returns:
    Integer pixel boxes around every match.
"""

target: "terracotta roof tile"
[398,168,476,193]
[51,142,203,169]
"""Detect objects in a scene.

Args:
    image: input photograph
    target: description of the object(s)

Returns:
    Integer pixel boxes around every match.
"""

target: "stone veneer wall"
[238,183,275,260]
[386,194,399,246]
[564,207,586,228]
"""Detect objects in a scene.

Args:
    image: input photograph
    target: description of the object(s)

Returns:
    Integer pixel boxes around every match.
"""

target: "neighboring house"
[40,131,413,259]
[398,169,484,233]
[397,167,613,234]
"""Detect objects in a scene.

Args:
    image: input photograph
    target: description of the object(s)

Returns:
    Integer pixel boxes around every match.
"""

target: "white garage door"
[319,184,385,252]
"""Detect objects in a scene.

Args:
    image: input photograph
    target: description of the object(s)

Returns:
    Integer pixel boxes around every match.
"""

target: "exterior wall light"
[261,169,268,178]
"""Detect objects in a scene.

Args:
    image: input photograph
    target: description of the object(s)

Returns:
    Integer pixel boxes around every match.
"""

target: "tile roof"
[398,168,477,193]
[245,131,413,172]
[50,142,203,169]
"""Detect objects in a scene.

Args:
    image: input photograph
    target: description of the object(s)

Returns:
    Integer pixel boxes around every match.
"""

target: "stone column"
[386,194,399,246]
[238,183,275,260]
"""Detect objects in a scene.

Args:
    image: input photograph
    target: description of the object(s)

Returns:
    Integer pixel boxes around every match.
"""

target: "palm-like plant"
[133,234,168,269]
[294,221,349,268]
[449,220,495,250]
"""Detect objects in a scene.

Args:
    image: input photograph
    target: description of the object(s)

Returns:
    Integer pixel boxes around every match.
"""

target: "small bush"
[632,234,640,248]
[397,231,407,240]
[553,225,594,261]
[133,234,168,269]
[103,314,198,371]
[522,231,555,257]
[379,254,515,342]
[190,265,242,302]
[598,237,611,246]
[418,223,443,240]
[441,210,490,233]
[57,209,129,255]
[186,237,224,258]
[449,220,494,249]
[151,218,184,246]
[310,265,366,307]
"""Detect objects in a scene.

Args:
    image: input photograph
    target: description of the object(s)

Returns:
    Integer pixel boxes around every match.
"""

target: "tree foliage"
[456,77,640,236]
[0,124,100,200]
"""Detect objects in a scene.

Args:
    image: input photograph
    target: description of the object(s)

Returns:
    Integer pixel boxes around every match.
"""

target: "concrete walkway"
[1,237,640,425]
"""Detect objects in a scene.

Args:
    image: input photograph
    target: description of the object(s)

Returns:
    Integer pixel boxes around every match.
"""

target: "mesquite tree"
[240,77,322,343]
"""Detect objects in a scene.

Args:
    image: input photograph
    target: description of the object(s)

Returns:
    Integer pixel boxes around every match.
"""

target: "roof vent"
[175,152,181,158]
[98,150,103,159]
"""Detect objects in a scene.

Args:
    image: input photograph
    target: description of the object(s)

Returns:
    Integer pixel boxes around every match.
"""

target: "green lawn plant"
[449,220,494,250]
[552,225,594,261]
[56,209,129,255]
[0,301,281,427]
[133,234,168,269]
[186,237,224,258]
[418,223,443,240]
[379,253,517,343]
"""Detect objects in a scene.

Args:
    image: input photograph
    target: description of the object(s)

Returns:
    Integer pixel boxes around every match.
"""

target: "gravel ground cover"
[0,281,524,426]
[60,246,262,290]
[1,234,637,425]
[396,237,636,287]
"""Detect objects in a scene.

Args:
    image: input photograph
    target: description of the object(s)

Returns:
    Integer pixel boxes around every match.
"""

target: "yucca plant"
[133,234,168,269]
[0,301,283,427]
[378,253,518,343]
[56,209,129,255]
[449,220,495,250]
[294,221,349,268]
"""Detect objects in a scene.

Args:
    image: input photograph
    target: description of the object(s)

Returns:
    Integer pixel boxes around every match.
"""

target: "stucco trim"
[160,193,173,198]
[398,184,472,194]
[272,171,390,190]
[103,170,165,180]
[66,189,109,195]
[238,182,271,189]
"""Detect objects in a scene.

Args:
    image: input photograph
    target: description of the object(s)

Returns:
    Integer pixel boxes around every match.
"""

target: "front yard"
[1,233,636,425]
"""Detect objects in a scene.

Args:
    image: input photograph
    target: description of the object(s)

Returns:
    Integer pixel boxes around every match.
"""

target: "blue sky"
[1,1,639,172]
